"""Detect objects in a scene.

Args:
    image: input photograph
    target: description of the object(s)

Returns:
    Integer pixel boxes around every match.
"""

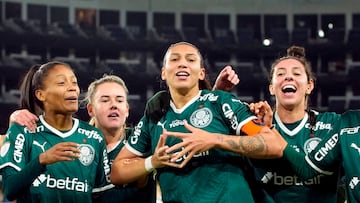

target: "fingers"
[10,109,38,131]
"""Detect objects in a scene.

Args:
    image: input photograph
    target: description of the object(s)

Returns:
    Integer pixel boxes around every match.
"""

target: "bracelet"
[145,156,154,172]
[270,125,275,130]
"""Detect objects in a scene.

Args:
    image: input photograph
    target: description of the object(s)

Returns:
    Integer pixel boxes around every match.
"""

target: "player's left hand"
[164,120,217,168]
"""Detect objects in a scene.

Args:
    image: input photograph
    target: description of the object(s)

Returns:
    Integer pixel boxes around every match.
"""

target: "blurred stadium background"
[0,0,360,133]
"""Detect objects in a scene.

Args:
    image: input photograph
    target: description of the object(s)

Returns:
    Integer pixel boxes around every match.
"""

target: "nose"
[110,100,118,109]
[285,76,293,81]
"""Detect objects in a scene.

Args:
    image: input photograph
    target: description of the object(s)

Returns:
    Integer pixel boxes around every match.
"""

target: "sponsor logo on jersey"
[33,141,47,152]
[314,133,338,161]
[350,143,360,155]
[14,133,25,163]
[350,176,360,189]
[340,126,360,135]
[131,121,143,144]
[78,128,103,143]
[304,137,322,154]
[199,93,218,102]
[157,120,167,129]
[32,174,88,192]
[24,125,44,134]
[169,120,184,128]
[222,103,239,130]
[0,142,10,157]
[78,144,95,166]
[190,108,212,128]
[261,172,323,185]
[305,121,333,131]
[172,147,210,163]
[102,149,111,182]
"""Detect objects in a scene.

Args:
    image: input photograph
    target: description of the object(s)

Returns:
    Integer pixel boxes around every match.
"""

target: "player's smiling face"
[269,58,314,109]
[161,43,205,94]
[36,65,80,114]
[88,82,129,131]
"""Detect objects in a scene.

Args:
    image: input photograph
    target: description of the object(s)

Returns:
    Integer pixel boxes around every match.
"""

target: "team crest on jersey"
[78,144,95,166]
[0,142,10,157]
[189,107,212,128]
[304,137,321,154]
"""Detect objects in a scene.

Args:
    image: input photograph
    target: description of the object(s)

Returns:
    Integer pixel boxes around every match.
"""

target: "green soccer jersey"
[248,110,340,203]
[126,90,258,203]
[301,110,360,203]
[0,115,110,203]
[92,128,156,203]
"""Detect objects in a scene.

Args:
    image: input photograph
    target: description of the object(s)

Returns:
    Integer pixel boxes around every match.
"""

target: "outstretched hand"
[163,120,218,168]
[248,101,273,127]
[213,65,240,92]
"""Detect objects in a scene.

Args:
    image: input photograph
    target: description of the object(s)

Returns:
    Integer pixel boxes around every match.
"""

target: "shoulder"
[315,110,341,120]
[77,119,102,132]
[341,110,360,121]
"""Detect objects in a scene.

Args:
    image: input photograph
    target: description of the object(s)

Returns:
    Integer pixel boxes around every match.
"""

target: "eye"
[57,81,65,85]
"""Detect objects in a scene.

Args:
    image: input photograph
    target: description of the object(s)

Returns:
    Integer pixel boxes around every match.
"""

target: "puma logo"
[157,120,167,129]
[351,143,360,154]
[33,141,47,152]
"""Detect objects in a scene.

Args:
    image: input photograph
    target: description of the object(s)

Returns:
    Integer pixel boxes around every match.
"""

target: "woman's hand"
[9,109,38,131]
[248,101,273,127]
[39,142,81,165]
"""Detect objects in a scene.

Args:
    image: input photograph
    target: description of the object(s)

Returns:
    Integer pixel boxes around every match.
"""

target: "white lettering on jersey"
[14,134,25,163]
[305,121,333,131]
[266,172,323,185]
[198,93,218,102]
[131,121,143,144]
[350,143,360,155]
[24,125,44,134]
[222,103,239,130]
[102,149,111,182]
[350,177,360,189]
[340,126,360,135]
[33,141,47,152]
[78,128,103,143]
[314,133,338,161]
[173,147,210,163]
[169,120,183,128]
[190,108,212,128]
[32,174,88,192]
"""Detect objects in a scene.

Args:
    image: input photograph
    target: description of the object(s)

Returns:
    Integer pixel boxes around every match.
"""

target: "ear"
[125,103,130,119]
[199,68,205,80]
[35,89,45,102]
[87,103,95,117]
[306,79,315,95]
[161,67,166,80]
[269,84,275,95]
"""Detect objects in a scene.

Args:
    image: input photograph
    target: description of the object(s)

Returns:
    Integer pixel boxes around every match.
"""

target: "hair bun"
[287,46,305,58]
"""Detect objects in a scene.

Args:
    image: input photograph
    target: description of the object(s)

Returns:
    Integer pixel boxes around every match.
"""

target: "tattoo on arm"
[226,134,268,158]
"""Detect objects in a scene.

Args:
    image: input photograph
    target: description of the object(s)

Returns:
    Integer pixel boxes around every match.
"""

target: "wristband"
[145,156,154,172]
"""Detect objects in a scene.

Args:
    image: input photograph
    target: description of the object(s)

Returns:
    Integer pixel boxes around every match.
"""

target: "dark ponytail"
[19,64,42,115]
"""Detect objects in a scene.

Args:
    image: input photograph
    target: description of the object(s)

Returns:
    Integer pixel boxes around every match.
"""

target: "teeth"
[176,72,189,76]
[109,113,118,117]
[282,85,296,90]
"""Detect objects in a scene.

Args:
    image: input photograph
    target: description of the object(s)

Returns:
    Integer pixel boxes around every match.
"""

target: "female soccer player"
[110,41,286,203]
[0,61,110,202]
